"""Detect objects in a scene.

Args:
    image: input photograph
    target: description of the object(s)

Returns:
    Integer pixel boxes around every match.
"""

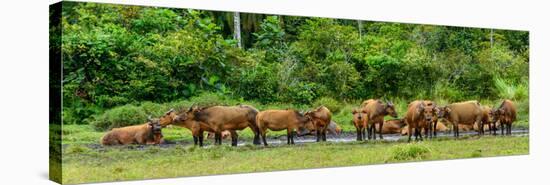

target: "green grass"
[61,136,528,184]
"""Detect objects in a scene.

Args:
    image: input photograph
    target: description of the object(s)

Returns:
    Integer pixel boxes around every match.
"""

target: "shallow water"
[69,128,529,150]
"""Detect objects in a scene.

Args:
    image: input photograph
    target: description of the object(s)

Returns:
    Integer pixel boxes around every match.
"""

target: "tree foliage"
[59,2,529,124]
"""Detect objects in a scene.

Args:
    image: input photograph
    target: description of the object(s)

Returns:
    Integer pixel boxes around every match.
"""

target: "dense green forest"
[55,2,528,126]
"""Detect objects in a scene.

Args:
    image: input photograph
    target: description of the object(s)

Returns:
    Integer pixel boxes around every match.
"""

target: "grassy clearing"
[61,136,528,184]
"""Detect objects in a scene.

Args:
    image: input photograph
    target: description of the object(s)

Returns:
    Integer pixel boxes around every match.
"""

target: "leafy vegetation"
[57,2,529,126]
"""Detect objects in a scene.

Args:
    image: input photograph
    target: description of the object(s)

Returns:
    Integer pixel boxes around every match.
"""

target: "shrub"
[493,78,528,101]
[91,104,148,131]
[312,97,342,114]
[388,143,432,161]
[65,144,90,154]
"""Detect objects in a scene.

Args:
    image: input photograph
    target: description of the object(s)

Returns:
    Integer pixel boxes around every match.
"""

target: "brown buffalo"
[305,106,332,142]
[479,105,497,135]
[176,105,260,146]
[362,99,398,140]
[352,108,367,141]
[404,100,430,142]
[101,117,163,146]
[438,100,483,137]
[304,120,341,137]
[159,108,236,145]
[379,118,406,134]
[158,108,214,146]
[256,109,315,146]
[422,100,439,138]
[361,99,377,107]
[491,100,517,135]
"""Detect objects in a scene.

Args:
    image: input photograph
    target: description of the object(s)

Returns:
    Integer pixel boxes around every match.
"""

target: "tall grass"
[493,78,528,101]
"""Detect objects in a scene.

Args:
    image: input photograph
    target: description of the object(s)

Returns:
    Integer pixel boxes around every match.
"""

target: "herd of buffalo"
[100,99,517,146]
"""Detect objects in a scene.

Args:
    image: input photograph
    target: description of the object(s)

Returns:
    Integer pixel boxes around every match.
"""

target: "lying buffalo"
[206,131,231,140]
[256,109,314,146]
[352,108,367,141]
[101,117,164,146]
[438,100,483,137]
[175,105,260,146]
[437,119,496,132]
[401,122,449,135]
[379,118,406,134]
[491,99,517,135]
[404,100,429,142]
[362,99,398,140]
[327,121,342,136]
[305,106,332,142]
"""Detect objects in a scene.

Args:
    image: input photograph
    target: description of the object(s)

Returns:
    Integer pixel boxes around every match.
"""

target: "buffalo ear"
[147,115,153,122]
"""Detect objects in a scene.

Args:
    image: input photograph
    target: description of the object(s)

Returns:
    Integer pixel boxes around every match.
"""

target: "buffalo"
[256,109,315,146]
[327,121,342,136]
[101,117,164,146]
[158,108,213,146]
[352,108,367,141]
[479,105,497,135]
[422,100,439,138]
[174,105,260,146]
[304,106,332,142]
[379,118,406,134]
[491,100,517,135]
[404,100,429,142]
[438,100,483,137]
[362,99,398,140]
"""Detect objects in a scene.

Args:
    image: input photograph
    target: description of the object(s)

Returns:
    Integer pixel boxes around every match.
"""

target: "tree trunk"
[357,20,363,41]
[233,12,242,49]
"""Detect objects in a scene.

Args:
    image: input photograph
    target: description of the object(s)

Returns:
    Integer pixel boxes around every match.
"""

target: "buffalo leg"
[286,130,292,145]
[365,125,372,140]
[374,124,378,140]
[507,123,512,135]
[198,132,204,147]
[316,128,321,142]
[289,131,296,145]
[429,124,433,138]
[252,128,261,145]
[479,122,484,135]
[214,132,222,145]
[361,127,367,141]
[408,126,413,142]
[368,124,373,140]
[433,121,437,137]
[418,129,424,141]
[261,131,268,146]
[424,127,430,139]
[457,125,460,137]
[356,127,362,141]
[193,136,198,146]
[378,122,384,139]
[230,130,238,147]
[501,122,505,136]
[322,130,327,141]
